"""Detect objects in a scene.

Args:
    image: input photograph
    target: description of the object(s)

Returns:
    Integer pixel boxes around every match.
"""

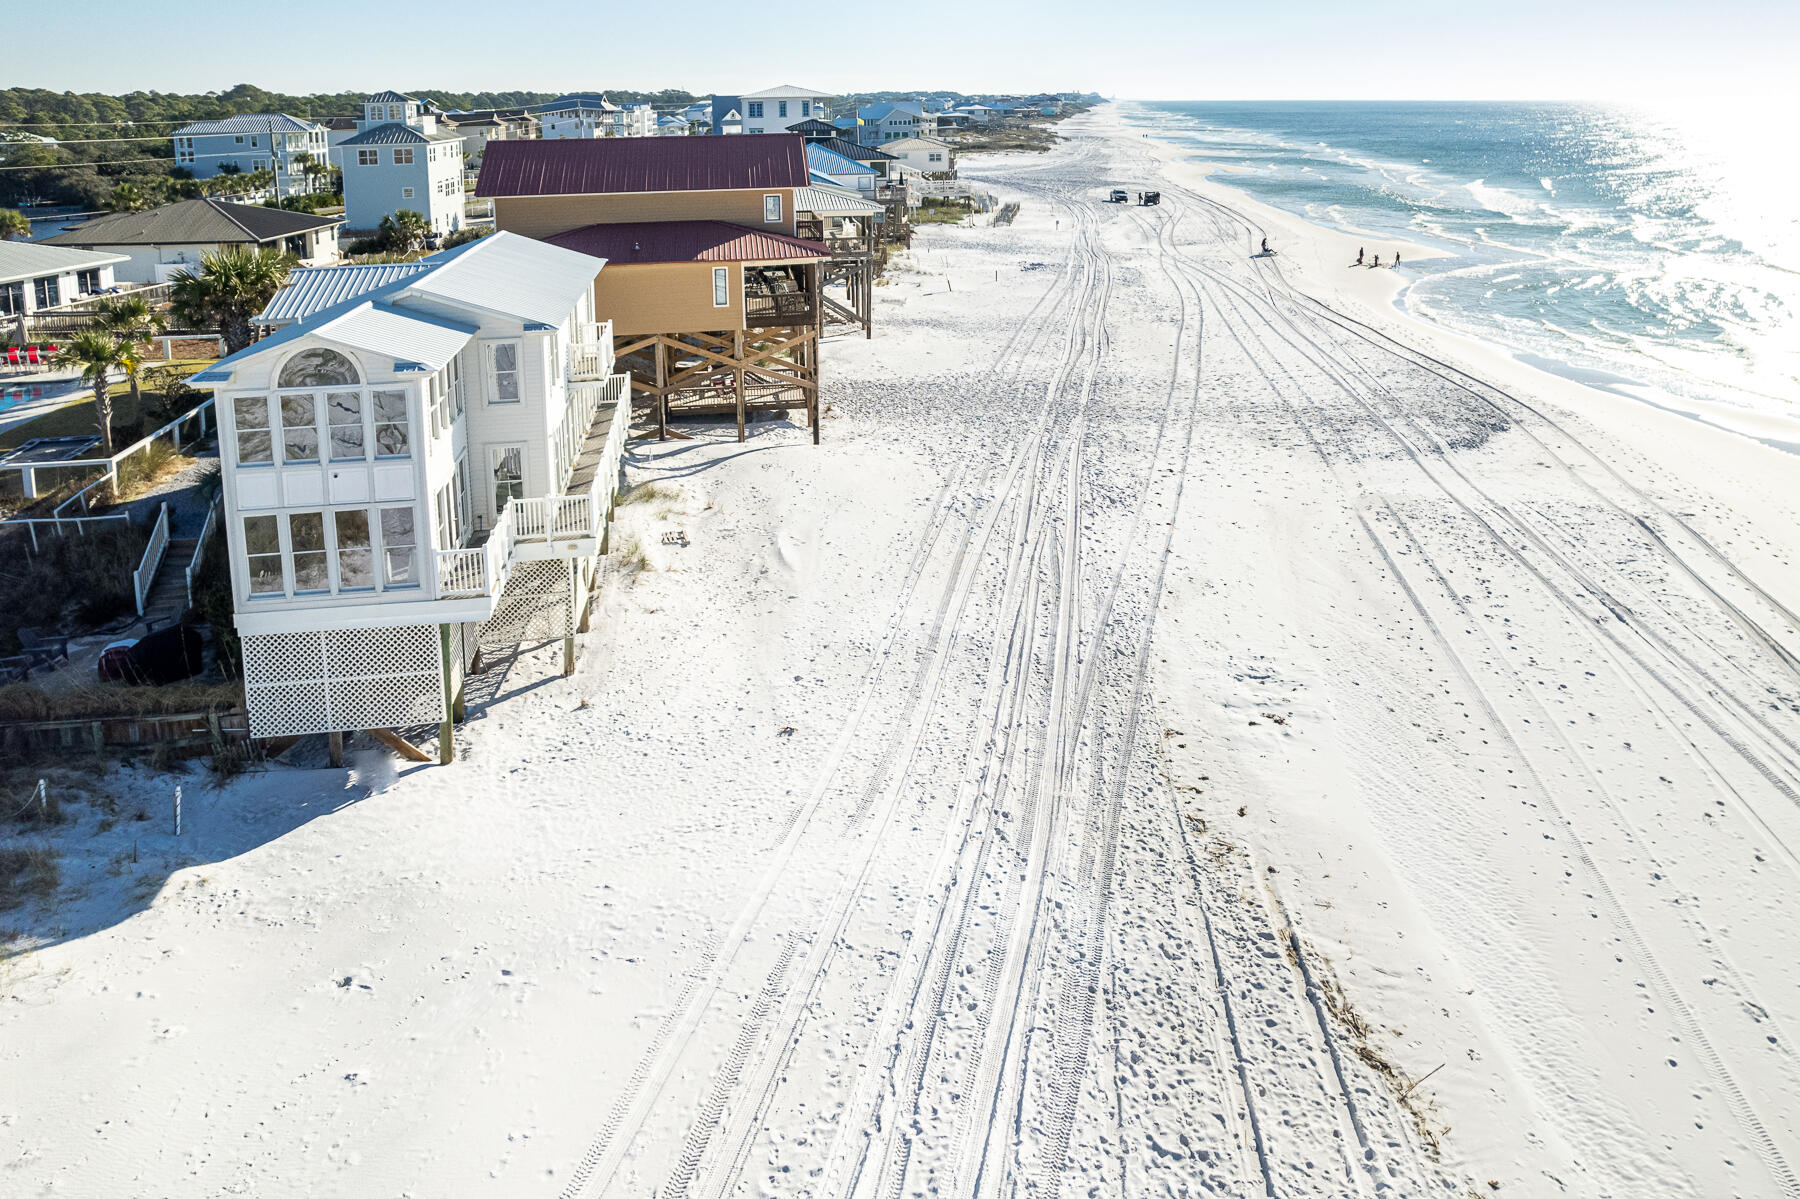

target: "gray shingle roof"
[40,198,342,248]
[171,113,323,137]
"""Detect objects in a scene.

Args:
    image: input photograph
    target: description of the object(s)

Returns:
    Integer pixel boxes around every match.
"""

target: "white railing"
[184,498,220,610]
[28,396,215,520]
[567,320,614,382]
[0,512,131,554]
[436,490,523,600]
[132,502,171,617]
[433,373,630,600]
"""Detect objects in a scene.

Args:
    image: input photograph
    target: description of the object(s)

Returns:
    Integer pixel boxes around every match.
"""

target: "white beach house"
[339,91,467,237]
[170,113,330,198]
[0,241,127,323]
[537,94,656,139]
[880,135,956,177]
[725,85,834,135]
[196,231,628,756]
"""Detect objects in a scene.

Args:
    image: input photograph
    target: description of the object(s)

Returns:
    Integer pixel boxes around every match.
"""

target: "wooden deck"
[564,397,621,496]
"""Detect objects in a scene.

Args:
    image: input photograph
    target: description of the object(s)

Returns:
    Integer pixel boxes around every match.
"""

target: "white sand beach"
[4,106,1800,1198]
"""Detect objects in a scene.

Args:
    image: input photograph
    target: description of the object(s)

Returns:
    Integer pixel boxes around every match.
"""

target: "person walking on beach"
[1372,254,1381,267]
[1260,237,1269,254]
[1393,251,1401,268]
[1356,247,1364,265]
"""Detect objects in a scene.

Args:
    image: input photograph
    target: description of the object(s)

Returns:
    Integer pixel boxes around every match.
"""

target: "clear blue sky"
[15,0,1797,101]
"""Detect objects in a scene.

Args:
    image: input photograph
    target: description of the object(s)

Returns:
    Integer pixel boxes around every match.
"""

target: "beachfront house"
[339,91,466,238]
[539,94,629,139]
[170,114,331,198]
[714,85,834,136]
[441,108,539,165]
[856,102,927,146]
[197,231,627,758]
[478,134,834,441]
[41,199,342,284]
[880,136,956,178]
[0,241,128,328]
[806,137,899,182]
[806,142,878,192]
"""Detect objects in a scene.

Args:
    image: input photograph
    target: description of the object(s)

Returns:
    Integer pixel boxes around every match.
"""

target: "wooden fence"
[0,707,250,757]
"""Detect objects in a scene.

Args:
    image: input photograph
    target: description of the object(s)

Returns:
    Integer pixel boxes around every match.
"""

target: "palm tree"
[108,182,149,212]
[379,209,431,254]
[55,329,133,458]
[0,207,30,241]
[93,295,167,414]
[291,150,315,194]
[168,247,294,354]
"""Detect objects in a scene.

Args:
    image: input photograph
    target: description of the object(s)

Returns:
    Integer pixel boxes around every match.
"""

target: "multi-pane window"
[485,341,520,403]
[0,282,23,316]
[280,394,318,462]
[334,510,374,589]
[372,390,409,456]
[394,147,414,165]
[448,355,465,419]
[401,187,415,199]
[357,149,377,166]
[33,276,60,308]
[778,101,788,118]
[327,392,363,459]
[234,396,272,464]
[712,267,729,306]
[763,193,782,223]
[289,512,328,592]
[491,446,524,512]
[381,507,416,586]
[243,516,283,593]
[76,269,101,293]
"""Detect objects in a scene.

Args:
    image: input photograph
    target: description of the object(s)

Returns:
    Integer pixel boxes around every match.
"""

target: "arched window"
[278,348,360,389]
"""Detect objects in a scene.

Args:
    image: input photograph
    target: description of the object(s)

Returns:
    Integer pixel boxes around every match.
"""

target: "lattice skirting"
[478,559,575,652]
[243,624,445,738]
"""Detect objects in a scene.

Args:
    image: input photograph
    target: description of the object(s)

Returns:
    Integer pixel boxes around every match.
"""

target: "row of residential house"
[184,128,917,756]
[97,86,1087,753]
[159,84,1010,242]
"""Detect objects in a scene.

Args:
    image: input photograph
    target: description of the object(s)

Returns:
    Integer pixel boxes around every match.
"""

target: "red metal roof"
[476,134,811,198]
[543,220,831,264]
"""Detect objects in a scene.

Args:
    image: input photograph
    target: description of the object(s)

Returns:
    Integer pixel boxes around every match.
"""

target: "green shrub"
[0,847,59,911]
[0,522,149,653]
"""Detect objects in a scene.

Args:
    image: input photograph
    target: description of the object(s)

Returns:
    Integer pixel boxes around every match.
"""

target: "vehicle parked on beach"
[1141,191,1161,206]
[1108,189,1128,203]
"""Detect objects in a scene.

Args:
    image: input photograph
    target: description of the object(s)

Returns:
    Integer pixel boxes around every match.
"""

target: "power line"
[0,147,340,173]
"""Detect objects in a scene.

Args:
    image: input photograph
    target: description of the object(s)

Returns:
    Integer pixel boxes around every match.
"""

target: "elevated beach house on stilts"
[475,134,836,442]
[198,231,629,760]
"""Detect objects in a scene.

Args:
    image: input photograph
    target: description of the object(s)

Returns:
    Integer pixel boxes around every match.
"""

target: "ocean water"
[1124,101,1800,439]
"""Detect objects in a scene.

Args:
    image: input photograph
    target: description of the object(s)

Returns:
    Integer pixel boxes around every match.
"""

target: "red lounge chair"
[25,346,40,365]
[5,348,19,367]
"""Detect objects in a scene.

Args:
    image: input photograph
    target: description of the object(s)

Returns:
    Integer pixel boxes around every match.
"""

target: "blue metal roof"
[257,262,435,325]
[171,113,323,137]
[806,142,876,178]
[340,122,462,146]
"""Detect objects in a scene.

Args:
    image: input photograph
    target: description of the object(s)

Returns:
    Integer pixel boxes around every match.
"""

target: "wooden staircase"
[142,537,198,627]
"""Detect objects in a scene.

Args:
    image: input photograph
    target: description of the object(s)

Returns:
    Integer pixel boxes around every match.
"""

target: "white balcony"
[436,373,630,603]
[569,320,615,382]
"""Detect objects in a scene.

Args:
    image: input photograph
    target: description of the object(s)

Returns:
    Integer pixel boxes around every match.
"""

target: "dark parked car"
[97,624,204,685]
